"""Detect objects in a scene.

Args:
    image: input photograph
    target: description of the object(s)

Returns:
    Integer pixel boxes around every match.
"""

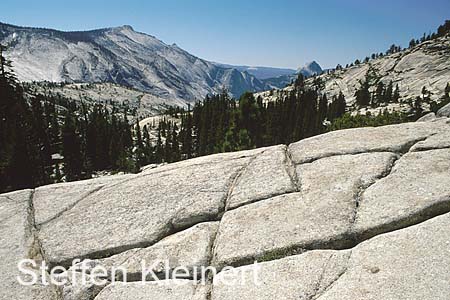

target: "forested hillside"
[0,47,416,193]
[1,20,449,193]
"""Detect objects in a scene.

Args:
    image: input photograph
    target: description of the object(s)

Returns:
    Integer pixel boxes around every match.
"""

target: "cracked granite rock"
[1,119,450,299]
[212,251,350,300]
[212,211,450,300]
[288,120,448,164]
[213,152,397,268]
[94,280,208,300]
[354,148,450,239]
[72,222,219,281]
[226,145,296,210]
[0,190,59,299]
[437,102,450,117]
[37,152,260,266]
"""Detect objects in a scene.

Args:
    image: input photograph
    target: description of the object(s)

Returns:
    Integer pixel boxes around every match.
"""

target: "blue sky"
[2,0,449,69]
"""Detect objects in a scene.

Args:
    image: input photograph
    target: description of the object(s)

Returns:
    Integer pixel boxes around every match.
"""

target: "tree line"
[1,41,448,193]
[0,46,138,191]
[169,75,347,158]
[354,66,400,107]
[333,20,450,71]
[0,62,347,192]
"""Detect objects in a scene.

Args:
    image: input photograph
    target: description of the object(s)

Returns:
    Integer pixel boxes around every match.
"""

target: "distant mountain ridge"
[0,22,269,102]
[217,62,324,90]
[214,63,296,80]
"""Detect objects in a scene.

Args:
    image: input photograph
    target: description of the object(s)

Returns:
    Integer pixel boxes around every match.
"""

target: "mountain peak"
[0,22,268,101]
[117,25,134,31]
[297,61,323,77]
[305,60,321,68]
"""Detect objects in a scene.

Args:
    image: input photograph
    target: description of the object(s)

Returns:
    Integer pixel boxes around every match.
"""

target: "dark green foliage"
[355,77,371,107]
[62,109,86,181]
[2,18,449,193]
[327,92,346,121]
[328,110,409,131]
[180,74,327,155]
[84,105,135,172]
[355,66,399,108]
[413,96,424,119]
[0,45,50,192]
[0,46,143,192]
[436,20,450,37]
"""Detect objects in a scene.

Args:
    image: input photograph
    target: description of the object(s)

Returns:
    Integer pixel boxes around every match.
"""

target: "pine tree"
[142,125,153,163]
[393,84,400,102]
[318,94,328,128]
[134,119,146,168]
[164,125,172,163]
[62,110,84,181]
[155,126,163,163]
[294,73,305,89]
[0,45,49,192]
[181,110,193,159]
[336,92,346,117]
[171,124,181,162]
[355,79,371,107]
[437,20,450,37]
[385,81,393,103]
[374,81,385,106]
[114,136,136,172]
[30,95,52,166]
[413,96,424,119]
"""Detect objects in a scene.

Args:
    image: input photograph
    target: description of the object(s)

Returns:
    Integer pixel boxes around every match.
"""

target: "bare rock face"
[37,152,258,266]
[410,128,450,151]
[72,222,219,281]
[58,271,108,300]
[315,211,450,300]
[437,102,450,117]
[211,211,450,300]
[354,148,450,239]
[1,119,450,299]
[213,152,397,268]
[0,190,59,299]
[94,280,208,300]
[416,112,437,121]
[226,145,296,210]
[33,174,136,225]
[212,251,350,300]
[0,22,267,102]
[288,120,447,164]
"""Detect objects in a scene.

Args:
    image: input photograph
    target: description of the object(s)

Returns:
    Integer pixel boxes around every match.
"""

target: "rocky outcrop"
[0,190,60,299]
[1,118,450,299]
[95,280,208,300]
[437,102,450,117]
[72,222,219,281]
[288,120,445,164]
[417,112,437,121]
[213,152,397,268]
[255,35,450,114]
[212,211,450,300]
